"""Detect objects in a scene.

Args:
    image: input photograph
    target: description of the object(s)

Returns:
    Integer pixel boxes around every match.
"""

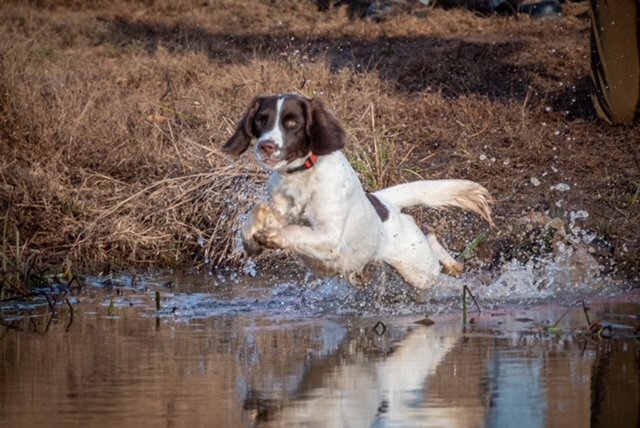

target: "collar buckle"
[286,152,318,174]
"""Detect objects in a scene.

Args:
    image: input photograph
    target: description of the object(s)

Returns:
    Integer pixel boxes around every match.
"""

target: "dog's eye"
[284,118,298,129]
[255,115,268,127]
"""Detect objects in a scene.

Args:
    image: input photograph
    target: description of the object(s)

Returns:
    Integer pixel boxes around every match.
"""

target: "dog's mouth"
[262,158,280,167]
[256,146,306,172]
[257,155,285,170]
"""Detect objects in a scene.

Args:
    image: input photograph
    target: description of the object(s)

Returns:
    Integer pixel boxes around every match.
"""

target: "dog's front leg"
[241,204,281,255]
[254,223,342,262]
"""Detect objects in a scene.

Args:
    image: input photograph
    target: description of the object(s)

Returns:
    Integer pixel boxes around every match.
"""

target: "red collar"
[286,153,318,174]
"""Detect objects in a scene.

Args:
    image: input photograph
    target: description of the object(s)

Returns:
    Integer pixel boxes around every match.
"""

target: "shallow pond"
[1,270,639,428]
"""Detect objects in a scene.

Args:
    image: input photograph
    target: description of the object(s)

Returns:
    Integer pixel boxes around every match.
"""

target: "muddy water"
[1,272,639,428]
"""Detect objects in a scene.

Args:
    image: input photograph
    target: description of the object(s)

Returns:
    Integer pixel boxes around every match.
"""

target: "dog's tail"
[374,180,494,227]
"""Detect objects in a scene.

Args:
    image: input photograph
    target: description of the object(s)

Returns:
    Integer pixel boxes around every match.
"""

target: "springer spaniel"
[223,94,493,290]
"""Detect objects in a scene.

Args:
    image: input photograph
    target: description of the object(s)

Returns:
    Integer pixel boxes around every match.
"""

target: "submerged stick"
[67,275,82,290]
[462,285,481,327]
[465,285,481,314]
[581,300,591,326]
[462,286,468,326]
[43,314,53,334]
[551,306,571,328]
[65,298,74,332]
[373,321,386,336]
[65,298,74,315]
[43,293,56,316]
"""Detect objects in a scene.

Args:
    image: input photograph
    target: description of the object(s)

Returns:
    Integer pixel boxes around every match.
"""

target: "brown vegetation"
[0,0,638,283]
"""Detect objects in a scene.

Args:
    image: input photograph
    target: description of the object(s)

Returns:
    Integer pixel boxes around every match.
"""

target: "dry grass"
[0,0,638,282]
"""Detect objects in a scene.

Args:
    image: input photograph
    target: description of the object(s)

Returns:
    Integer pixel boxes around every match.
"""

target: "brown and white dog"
[223,94,493,290]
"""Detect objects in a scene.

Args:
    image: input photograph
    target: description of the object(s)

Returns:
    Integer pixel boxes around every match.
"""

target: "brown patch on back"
[366,193,389,222]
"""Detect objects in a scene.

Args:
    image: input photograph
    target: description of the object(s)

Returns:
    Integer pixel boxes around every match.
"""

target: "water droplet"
[550,183,571,192]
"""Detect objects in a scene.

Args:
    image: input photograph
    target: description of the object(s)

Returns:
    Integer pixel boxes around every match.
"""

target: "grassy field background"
[1,0,638,287]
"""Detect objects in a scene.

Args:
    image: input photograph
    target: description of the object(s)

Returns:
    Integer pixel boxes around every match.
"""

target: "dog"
[222,93,493,290]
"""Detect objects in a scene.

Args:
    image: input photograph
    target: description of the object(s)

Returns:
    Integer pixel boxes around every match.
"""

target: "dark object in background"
[589,0,640,124]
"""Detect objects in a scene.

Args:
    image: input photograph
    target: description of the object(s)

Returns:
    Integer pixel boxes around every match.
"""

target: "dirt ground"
[0,0,638,286]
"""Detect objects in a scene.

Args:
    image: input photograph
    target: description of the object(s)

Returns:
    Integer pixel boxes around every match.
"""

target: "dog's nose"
[258,140,277,156]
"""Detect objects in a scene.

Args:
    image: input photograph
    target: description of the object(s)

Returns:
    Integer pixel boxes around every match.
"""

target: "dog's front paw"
[242,236,264,256]
[253,228,284,249]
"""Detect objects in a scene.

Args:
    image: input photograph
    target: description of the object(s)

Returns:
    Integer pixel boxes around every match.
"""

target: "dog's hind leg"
[426,233,464,277]
[379,213,443,290]
[380,213,464,289]
[384,257,438,290]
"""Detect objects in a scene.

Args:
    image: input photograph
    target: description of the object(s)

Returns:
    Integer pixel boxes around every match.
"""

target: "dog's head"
[222,94,346,171]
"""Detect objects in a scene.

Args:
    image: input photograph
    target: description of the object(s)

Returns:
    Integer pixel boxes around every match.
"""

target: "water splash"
[81,207,631,321]
[92,241,628,322]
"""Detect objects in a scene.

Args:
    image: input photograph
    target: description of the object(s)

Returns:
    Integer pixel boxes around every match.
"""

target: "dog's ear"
[222,97,262,156]
[305,98,346,155]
